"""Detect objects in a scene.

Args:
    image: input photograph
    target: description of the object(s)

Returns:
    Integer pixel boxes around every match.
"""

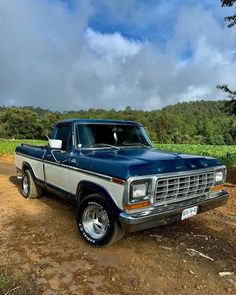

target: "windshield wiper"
[121,142,152,148]
[90,143,120,150]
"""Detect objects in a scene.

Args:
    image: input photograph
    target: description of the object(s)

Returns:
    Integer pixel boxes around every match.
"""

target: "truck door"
[44,123,72,193]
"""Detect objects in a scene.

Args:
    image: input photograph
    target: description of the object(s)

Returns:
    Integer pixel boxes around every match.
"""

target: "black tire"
[22,169,42,199]
[77,194,125,246]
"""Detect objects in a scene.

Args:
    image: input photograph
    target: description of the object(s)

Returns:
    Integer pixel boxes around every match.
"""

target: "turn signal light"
[211,185,224,192]
[124,201,150,211]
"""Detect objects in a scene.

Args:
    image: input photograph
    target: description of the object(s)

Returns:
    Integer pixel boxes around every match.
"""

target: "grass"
[1,140,236,167]
[0,139,47,156]
[155,144,236,167]
[0,267,39,295]
[0,276,7,289]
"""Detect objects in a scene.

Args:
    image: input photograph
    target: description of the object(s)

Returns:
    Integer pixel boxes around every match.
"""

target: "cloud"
[0,0,236,111]
[86,29,142,62]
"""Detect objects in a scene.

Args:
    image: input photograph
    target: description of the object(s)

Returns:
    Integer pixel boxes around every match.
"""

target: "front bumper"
[119,191,229,232]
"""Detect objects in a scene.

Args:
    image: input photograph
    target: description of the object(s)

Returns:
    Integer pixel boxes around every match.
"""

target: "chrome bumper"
[119,191,229,232]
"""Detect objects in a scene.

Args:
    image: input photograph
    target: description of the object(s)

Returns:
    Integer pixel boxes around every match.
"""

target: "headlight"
[214,168,226,185]
[130,180,151,203]
[215,171,223,183]
[132,183,147,198]
[211,169,226,193]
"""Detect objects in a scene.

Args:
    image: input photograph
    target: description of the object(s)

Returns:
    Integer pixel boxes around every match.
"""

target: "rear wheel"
[22,169,42,199]
[77,194,125,246]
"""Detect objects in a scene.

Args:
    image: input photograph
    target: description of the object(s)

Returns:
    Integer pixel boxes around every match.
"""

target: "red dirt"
[0,158,235,295]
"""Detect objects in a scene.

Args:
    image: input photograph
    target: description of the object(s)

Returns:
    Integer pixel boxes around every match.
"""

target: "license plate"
[181,206,198,220]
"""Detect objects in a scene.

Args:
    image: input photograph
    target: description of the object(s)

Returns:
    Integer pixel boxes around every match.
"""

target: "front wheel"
[77,194,125,246]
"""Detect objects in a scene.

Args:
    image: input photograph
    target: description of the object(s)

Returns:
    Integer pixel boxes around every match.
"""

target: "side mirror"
[48,139,62,149]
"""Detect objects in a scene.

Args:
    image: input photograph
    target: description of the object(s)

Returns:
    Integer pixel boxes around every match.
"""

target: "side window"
[66,132,73,151]
[55,124,72,151]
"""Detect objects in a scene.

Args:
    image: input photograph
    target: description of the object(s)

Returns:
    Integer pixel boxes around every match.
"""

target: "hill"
[0,100,235,144]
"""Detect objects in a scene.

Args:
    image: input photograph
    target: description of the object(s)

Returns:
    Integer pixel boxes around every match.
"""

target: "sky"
[0,0,236,111]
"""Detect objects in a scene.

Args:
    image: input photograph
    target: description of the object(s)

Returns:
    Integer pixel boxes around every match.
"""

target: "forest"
[0,100,235,145]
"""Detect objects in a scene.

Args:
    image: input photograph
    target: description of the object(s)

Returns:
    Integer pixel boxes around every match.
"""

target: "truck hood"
[72,148,222,180]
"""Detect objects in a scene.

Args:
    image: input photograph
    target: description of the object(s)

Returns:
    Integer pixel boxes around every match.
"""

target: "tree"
[216,84,236,114]
[0,108,44,139]
[221,0,236,27]
[0,101,235,144]
[217,1,236,114]
[41,112,61,138]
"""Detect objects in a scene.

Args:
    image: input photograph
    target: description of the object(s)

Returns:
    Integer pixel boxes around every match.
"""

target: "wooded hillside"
[0,100,235,144]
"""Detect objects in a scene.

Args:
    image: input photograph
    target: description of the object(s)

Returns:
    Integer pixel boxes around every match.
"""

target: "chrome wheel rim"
[22,175,29,196]
[82,204,109,239]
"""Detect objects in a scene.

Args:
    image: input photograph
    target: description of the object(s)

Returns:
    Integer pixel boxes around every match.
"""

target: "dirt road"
[0,157,235,295]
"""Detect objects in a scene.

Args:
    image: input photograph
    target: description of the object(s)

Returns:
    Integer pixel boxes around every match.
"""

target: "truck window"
[76,124,152,148]
[55,124,72,151]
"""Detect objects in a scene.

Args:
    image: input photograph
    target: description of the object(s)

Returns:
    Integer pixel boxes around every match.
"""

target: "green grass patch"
[0,276,8,289]
[1,140,236,168]
[155,144,236,167]
[0,139,47,156]
[0,267,40,295]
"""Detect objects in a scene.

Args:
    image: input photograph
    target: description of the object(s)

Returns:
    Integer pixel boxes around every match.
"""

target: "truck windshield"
[76,124,152,149]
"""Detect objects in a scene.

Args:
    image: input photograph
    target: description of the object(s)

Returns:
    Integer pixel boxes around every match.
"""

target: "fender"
[22,161,33,175]
[76,181,123,218]
[21,161,46,189]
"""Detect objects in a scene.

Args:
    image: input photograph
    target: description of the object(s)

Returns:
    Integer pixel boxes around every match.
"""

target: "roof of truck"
[55,118,143,126]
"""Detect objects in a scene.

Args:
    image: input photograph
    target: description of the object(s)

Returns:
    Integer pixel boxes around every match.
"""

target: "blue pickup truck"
[15,119,228,246]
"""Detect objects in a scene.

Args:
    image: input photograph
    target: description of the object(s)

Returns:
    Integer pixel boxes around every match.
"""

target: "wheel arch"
[22,162,36,179]
[76,181,122,217]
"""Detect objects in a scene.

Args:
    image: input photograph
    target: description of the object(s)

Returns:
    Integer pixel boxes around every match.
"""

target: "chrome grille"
[155,171,215,205]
